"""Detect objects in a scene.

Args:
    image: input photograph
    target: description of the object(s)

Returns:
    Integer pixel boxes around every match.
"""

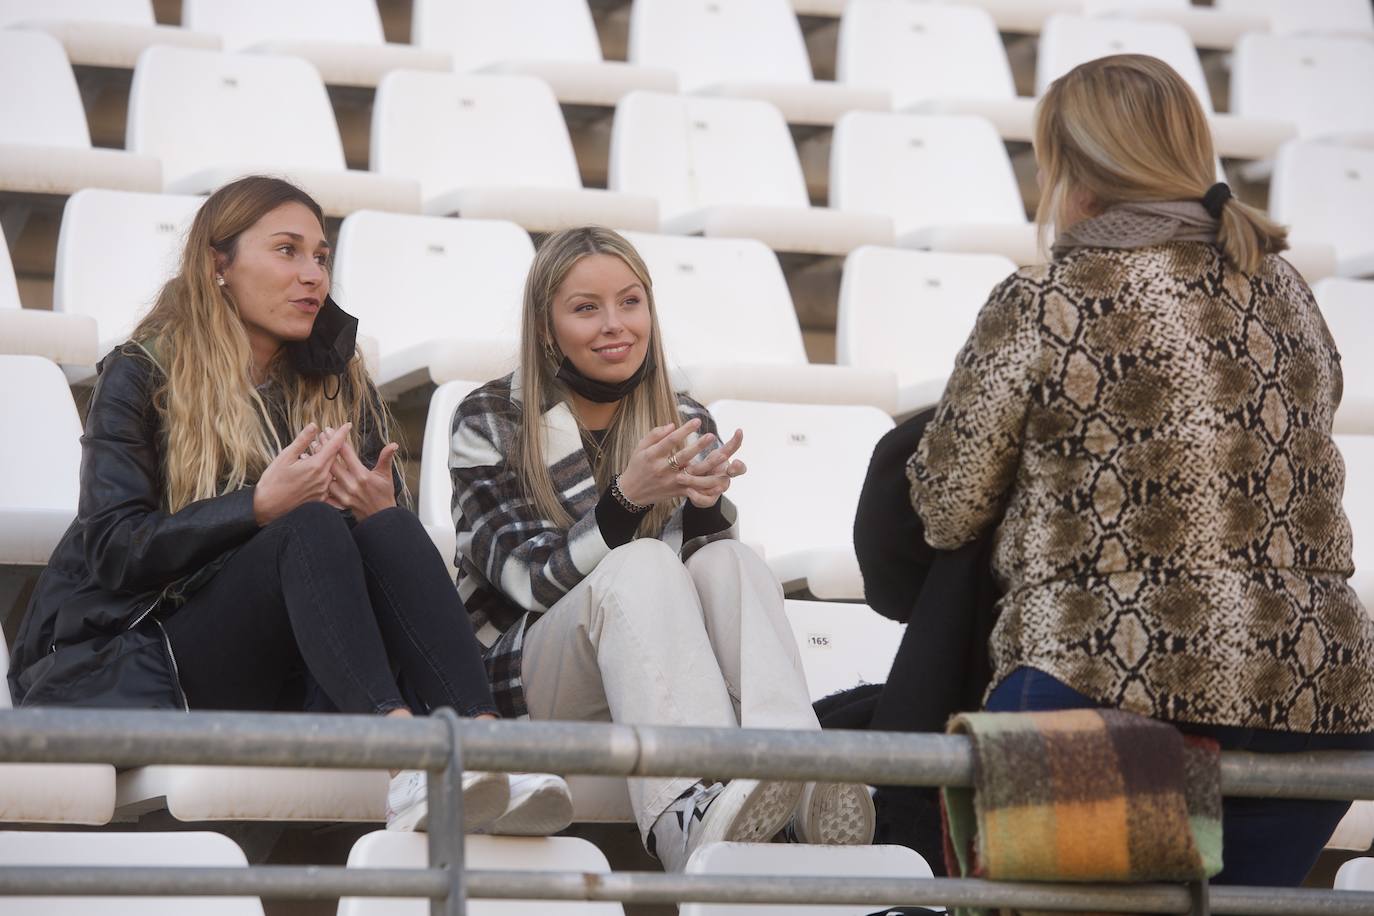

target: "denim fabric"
[986,666,1374,887]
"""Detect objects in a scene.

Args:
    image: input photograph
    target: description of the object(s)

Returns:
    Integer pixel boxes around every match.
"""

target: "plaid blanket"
[941,708,1221,912]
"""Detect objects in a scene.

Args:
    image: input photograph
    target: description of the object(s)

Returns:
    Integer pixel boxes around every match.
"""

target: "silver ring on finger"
[667,454,683,472]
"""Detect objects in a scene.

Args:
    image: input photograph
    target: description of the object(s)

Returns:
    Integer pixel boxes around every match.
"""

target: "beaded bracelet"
[610,475,651,514]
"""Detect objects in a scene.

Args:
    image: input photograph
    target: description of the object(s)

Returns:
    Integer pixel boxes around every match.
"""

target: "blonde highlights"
[515,227,682,536]
[1034,54,1287,273]
[132,176,392,514]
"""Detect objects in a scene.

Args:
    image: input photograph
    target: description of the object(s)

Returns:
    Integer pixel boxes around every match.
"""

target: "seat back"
[1037,14,1213,111]
[628,0,814,90]
[619,231,808,370]
[1316,279,1374,435]
[1335,855,1374,889]
[54,189,203,351]
[419,379,481,534]
[372,72,582,200]
[1270,141,1374,267]
[127,46,347,186]
[1217,0,1374,35]
[411,0,605,70]
[705,399,895,563]
[339,832,625,915]
[0,831,263,915]
[1231,34,1374,141]
[611,92,809,221]
[830,112,1025,236]
[0,29,91,148]
[681,841,932,916]
[1336,434,1374,614]
[181,0,386,49]
[836,2,1014,108]
[837,246,1015,402]
[783,599,905,703]
[332,212,533,369]
[0,356,82,521]
[0,226,20,311]
[0,0,154,27]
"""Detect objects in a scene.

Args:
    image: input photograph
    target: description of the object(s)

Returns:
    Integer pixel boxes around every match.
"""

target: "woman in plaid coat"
[449,227,875,869]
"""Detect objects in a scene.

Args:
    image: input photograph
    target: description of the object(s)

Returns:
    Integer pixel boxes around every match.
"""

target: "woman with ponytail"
[907,55,1374,885]
[449,227,876,870]
[9,176,568,836]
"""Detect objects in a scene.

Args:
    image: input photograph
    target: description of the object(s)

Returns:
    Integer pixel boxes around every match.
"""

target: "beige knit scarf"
[1051,200,1219,256]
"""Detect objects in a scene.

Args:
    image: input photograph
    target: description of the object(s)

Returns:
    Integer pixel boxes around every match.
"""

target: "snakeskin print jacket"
[908,241,1374,733]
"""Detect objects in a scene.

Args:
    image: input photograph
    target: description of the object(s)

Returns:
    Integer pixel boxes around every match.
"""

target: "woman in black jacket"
[7,176,568,835]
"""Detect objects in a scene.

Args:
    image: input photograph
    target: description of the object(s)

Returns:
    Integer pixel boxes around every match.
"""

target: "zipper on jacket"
[153,618,190,711]
[125,596,161,632]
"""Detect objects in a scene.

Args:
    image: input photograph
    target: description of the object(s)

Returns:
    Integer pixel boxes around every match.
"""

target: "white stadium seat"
[837,247,1017,415]
[1231,35,1374,148]
[1315,279,1374,435]
[1337,435,1374,614]
[332,211,533,395]
[837,2,1029,137]
[628,0,887,126]
[1270,141,1374,279]
[0,0,218,69]
[621,231,898,411]
[1037,14,1296,160]
[611,92,890,257]
[126,46,420,217]
[373,72,658,232]
[784,599,904,702]
[339,832,624,915]
[181,0,450,88]
[1329,804,1374,853]
[1083,0,1268,51]
[116,764,389,824]
[705,399,896,599]
[1335,855,1374,889]
[419,379,482,577]
[0,224,97,366]
[411,0,676,108]
[0,630,116,826]
[0,30,160,197]
[0,831,261,915]
[830,112,1038,266]
[1216,0,1374,37]
[0,356,82,568]
[54,188,203,359]
[681,841,932,916]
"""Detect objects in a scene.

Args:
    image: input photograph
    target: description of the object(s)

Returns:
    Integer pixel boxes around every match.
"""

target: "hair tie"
[1202,182,1232,220]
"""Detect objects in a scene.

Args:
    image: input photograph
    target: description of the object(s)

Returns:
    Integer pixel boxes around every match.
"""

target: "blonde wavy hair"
[515,227,682,537]
[132,175,392,514]
[1034,54,1287,273]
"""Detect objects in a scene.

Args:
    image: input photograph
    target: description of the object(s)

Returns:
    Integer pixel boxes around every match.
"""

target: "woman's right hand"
[252,423,351,526]
[615,419,716,507]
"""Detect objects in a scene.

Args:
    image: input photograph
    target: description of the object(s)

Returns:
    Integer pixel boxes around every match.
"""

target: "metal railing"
[3,707,1374,914]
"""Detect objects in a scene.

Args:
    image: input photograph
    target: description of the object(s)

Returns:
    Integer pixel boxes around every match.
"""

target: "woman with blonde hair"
[449,226,876,870]
[908,54,1374,885]
[9,175,568,836]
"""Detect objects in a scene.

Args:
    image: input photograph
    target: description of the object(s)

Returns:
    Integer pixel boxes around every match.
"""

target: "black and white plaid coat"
[449,371,738,718]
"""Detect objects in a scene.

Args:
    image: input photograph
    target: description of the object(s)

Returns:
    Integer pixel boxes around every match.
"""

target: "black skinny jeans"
[162,502,496,718]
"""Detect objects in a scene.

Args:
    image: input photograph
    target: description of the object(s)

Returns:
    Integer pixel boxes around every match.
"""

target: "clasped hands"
[252,422,399,526]
[615,418,747,509]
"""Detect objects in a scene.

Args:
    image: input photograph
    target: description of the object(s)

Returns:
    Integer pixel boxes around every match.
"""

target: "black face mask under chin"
[555,349,656,404]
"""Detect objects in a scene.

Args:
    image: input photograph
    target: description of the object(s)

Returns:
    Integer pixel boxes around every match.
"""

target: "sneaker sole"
[485,783,575,836]
[798,783,876,846]
[721,780,804,844]
[463,772,512,832]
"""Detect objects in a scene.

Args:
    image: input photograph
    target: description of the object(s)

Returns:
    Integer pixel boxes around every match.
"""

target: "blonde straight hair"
[1034,54,1287,273]
[132,175,392,514]
[515,227,683,536]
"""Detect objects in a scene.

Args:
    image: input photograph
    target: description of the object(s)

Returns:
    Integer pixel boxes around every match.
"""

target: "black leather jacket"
[10,300,387,707]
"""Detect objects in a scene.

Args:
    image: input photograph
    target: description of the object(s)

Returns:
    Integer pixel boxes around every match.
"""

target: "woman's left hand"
[683,428,746,508]
[320,426,399,521]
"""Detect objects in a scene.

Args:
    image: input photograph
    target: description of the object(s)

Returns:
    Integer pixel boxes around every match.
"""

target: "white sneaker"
[788,782,876,846]
[483,773,575,836]
[648,779,803,872]
[385,770,510,833]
